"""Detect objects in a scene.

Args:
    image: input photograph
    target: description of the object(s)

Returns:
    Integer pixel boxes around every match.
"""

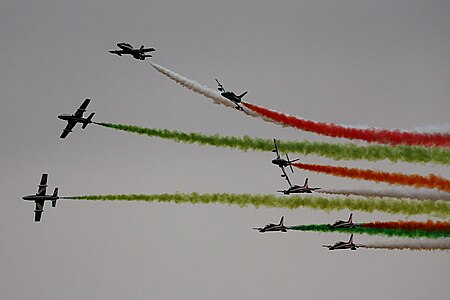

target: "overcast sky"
[1,1,449,299]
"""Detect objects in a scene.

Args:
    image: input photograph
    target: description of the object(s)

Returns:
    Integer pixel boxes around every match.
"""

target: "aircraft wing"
[73,99,91,117]
[34,200,44,222]
[272,139,280,157]
[141,47,155,52]
[109,50,124,55]
[37,173,48,195]
[281,167,292,187]
[60,121,77,139]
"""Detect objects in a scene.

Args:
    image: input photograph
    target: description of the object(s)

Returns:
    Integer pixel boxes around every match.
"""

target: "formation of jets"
[22,174,59,222]
[24,41,368,250]
[109,43,155,60]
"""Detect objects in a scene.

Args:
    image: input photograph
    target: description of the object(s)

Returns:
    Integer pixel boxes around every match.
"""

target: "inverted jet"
[271,139,299,175]
[253,216,288,233]
[278,177,321,195]
[109,43,155,60]
[215,79,247,111]
[58,99,95,139]
[322,234,364,250]
[22,173,59,222]
[328,213,355,229]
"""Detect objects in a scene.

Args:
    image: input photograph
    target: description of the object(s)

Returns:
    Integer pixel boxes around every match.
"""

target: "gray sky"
[1,1,449,299]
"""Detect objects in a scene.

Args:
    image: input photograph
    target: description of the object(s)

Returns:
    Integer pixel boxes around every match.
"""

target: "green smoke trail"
[67,193,450,217]
[288,224,450,239]
[96,123,450,165]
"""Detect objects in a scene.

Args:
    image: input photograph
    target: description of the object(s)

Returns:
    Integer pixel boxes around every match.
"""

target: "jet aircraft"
[328,213,355,229]
[109,43,155,60]
[58,99,95,139]
[278,177,320,195]
[215,79,248,111]
[271,139,299,175]
[22,173,59,222]
[253,216,288,233]
[322,234,364,250]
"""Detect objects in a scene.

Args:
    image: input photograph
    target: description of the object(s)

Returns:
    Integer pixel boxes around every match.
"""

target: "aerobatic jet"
[215,79,248,111]
[328,213,355,229]
[109,43,155,60]
[322,234,364,250]
[58,99,95,139]
[271,139,299,175]
[22,173,59,222]
[278,177,321,195]
[253,216,288,233]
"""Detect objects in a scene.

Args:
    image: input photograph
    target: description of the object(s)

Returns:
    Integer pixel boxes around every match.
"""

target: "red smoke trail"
[292,162,450,193]
[242,102,450,148]
[363,220,450,233]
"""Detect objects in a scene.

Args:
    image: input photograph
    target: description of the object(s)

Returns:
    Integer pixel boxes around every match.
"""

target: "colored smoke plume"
[318,187,450,201]
[362,220,450,233]
[96,123,450,165]
[243,102,450,148]
[293,162,450,193]
[65,193,450,217]
[363,239,450,251]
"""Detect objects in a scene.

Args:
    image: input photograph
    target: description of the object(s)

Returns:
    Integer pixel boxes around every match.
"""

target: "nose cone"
[57,114,64,120]
[22,195,32,200]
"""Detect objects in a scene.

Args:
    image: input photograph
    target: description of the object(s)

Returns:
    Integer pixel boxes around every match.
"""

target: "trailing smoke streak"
[66,193,450,217]
[293,162,450,193]
[318,188,450,201]
[97,123,450,165]
[150,63,263,119]
[363,239,450,251]
[362,220,450,234]
[242,102,450,148]
[288,224,450,239]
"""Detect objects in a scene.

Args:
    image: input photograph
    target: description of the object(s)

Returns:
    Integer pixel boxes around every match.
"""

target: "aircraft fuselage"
[58,114,92,124]
[220,91,242,104]
[272,158,290,167]
[22,194,59,201]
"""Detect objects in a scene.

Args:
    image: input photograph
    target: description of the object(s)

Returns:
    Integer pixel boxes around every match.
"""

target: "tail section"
[279,216,284,226]
[348,213,353,223]
[52,188,58,207]
[304,178,309,188]
[140,45,144,50]
[238,91,248,99]
[348,234,354,244]
[82,112,95,129]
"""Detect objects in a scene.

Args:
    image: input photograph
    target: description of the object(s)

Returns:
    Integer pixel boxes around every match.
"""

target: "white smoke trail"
[364,239,450,251]
[318,187,450,201]
[408,124,450,134]
[150,62,268,120]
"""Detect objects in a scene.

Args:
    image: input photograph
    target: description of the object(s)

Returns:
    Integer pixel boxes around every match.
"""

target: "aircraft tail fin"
[53,187,58,197]
[140,45,144,50]
[238,91,248,99]
[348,213,353,223]
[304,178,309,188]
[349,234,354,244]
[82,113,95,129]
[279,216,284,226]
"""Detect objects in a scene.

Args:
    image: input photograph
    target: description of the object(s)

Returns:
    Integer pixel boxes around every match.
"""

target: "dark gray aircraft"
[58,99,95,139]
[215,79,248,111]
[271,139,299,175]
[278,177,321,195]
[328,213,355,229]
[322,234,364,250]
[109,43,155,60]
[22,174,59,222]
[253,216,288,233]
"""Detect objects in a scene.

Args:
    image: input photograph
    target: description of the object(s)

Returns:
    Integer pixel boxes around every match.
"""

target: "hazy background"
[1,1,449,299]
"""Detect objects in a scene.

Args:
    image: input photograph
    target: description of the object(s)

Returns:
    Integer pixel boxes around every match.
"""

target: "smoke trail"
[318,187,450,201]
[362,220,450,234]
[65,193,450,217]
[150,63,263,119]
[363,239,450,251]
[242,102,450,148]
[288,224,450,239]
[96,123,450,166]
[293,162,450,193]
